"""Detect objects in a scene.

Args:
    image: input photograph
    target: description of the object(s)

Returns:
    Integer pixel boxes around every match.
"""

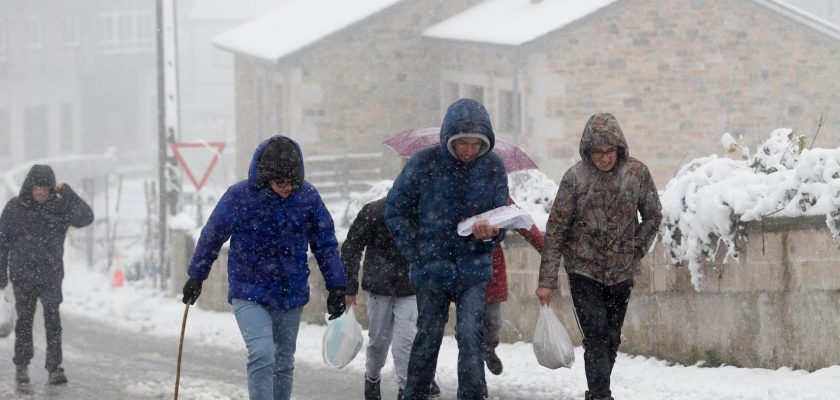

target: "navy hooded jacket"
[0,165,94,287]
[385,99,509,291]
[187,135,347,310]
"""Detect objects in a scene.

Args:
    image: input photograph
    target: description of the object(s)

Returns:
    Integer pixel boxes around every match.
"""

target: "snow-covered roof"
[755,0,840,41]
[423,0,840,46]
[213,0,403,61]
[422,0,621,46]
[188,0,289,20]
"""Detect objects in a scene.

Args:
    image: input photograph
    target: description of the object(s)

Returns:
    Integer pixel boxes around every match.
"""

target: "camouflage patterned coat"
[538,113,662,287]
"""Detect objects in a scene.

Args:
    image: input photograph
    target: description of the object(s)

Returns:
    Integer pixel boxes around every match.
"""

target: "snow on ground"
[58,262,840,400]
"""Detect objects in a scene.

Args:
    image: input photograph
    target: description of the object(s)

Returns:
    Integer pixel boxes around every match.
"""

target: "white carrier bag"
[322,305,364,369]
[0,289,15,338]
[533,304,575,369]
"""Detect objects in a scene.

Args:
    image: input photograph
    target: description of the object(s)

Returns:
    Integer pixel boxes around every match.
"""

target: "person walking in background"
[386,98,509,400]
[180,135,352,400]
[483,199,543,395]
[0,165,94,386]
[536,113,662,400]
[341,197,440,400]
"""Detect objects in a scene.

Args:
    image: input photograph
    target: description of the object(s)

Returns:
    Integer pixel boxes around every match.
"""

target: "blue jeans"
[232,298,303,400]
[403,282,487,400]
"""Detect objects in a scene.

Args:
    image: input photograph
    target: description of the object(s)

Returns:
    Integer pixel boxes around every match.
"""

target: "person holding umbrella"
[536,113,662,400]
[385,98,508,400]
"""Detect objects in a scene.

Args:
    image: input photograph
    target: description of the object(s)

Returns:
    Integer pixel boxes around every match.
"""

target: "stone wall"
[524,0,840,187]
[171,215,840,369]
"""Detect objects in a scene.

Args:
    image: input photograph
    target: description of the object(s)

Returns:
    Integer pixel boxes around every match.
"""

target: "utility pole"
[156,0,167,289]
[156,0,181,290]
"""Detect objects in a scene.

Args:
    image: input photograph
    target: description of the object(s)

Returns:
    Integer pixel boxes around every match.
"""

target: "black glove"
[182,278,203,304]
[327,289,346,320]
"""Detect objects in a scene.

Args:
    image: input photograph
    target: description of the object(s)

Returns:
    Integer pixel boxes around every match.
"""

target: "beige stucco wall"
[170,215,840,369]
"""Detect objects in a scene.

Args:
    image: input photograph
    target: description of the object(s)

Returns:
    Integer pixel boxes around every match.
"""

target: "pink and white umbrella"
[383,127,539,173]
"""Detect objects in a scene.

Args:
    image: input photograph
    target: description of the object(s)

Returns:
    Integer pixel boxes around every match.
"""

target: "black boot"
[585,390,614,400]
[485,350,503,375]
[397,388,404,400]
[428,380,441,399]
[15,366,29,384]
[365,375,381,400]
[48,368,68,385]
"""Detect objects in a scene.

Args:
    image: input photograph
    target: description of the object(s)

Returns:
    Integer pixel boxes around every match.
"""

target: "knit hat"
[256,138,303,188]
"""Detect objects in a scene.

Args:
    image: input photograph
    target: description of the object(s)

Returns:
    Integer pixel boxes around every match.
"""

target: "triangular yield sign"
[171,141,226,192]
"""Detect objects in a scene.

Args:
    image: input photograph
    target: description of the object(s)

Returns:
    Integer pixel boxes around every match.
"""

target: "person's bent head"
[257,137,303,198]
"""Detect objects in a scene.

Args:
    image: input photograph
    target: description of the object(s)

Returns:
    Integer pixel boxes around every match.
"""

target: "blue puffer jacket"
[187,135,347,310]
[385,99,509,291]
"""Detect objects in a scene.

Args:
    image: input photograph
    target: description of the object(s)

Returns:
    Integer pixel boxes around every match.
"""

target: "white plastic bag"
[533,304,575,369]
[0,290,15,338]
[457,205,536,236]
[322,305,363,369]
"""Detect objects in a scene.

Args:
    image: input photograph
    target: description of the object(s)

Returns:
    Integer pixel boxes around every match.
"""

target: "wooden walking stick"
[174,300,192,400]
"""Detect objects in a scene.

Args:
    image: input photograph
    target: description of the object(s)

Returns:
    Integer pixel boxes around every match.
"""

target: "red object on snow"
[112,266,125,289]
[383,127,539,173]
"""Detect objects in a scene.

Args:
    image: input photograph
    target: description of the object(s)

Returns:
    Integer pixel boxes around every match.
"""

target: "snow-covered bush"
[660,128,840,289]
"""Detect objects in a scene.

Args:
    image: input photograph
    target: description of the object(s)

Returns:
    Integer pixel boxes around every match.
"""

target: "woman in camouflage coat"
[536,113,662,400]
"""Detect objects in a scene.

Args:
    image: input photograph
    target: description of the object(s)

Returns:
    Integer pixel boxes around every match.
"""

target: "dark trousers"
[569,274,633,399]
[403,282,486,400]
[12,278,64,372]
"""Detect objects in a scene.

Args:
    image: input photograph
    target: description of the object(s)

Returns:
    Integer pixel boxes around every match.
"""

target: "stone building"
[0,0,157,170]
[425,0,840,186]
[219,0,840,187]
[214,0,481,178]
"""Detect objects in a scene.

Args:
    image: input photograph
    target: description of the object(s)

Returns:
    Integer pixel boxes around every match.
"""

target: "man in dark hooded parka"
[0,164,94,385]
[385,98,509,400]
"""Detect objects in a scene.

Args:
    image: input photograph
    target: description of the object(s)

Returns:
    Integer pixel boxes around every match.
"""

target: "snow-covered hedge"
[659,128,840,288]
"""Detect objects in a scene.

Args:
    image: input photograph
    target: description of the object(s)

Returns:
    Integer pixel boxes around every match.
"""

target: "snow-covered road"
[1,263,838,399]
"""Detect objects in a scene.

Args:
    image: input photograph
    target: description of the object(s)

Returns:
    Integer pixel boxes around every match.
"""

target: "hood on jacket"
[19,164,56,202]
[248,135,304,189]
[440,98,495,161]
[579,113,629,166]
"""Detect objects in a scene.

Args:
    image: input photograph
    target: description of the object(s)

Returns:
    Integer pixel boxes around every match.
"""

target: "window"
[464,84,484,103]
[274,84,284,133]
[0,18,6,61]
[98,7,154,53]
[0,109,9,157]
[25,18,43,49]
[497,89,520,133]
[59,103,74,152]
[442,81,460,107]
[440,80,486,112]
[24,105,48,160]
[63,16,80,46]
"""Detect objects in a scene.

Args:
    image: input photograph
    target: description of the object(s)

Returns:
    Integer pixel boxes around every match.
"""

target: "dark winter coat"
[539,113,663,287]
[187,135,347,311]
[341,198,414,297]
[0,165,94,288]
[385,99,509,291]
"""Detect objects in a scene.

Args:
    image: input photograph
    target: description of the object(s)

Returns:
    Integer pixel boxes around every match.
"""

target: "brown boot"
[15,366,29,384]
[48,368,68,385]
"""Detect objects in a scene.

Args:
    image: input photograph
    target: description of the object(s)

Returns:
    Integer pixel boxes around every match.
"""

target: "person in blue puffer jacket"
[385,98,509,400]
[181,135,352,400]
